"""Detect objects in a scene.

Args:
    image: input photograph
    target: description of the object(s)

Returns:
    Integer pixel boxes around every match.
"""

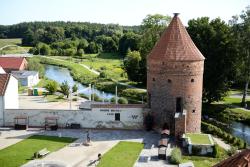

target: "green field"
[97,141,144,167]
[0,135,76,167]
[54,53,127,81]
[0,38,22,48]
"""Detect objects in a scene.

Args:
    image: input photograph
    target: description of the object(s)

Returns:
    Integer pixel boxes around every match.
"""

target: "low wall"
[4,107,145,129]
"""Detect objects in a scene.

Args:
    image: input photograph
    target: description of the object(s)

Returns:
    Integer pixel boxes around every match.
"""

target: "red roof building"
[213,149,250,167]
[0,74,10,96]
[0,57,28,73]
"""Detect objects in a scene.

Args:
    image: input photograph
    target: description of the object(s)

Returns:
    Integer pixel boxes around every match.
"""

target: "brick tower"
[147,14,205,136]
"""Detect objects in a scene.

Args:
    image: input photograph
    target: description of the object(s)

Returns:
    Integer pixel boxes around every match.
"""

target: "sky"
[0,0,249,26]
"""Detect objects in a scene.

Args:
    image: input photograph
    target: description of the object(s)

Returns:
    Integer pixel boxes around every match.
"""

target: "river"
[231,121,250,145]
[44,65,114,99]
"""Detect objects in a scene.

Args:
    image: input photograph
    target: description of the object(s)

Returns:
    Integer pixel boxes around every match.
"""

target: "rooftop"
[184,133,213,145]
[148,14,205,62]
[0,74,10,96]
[213,149,250,167]
[11,70,38,78]
[0,57,27,70]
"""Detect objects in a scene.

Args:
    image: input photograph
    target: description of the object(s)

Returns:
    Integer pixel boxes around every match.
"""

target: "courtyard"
[0,128,175,167]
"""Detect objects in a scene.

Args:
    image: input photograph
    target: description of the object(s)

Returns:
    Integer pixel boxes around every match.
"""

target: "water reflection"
[44,65,114,99]
[231,121,250,145]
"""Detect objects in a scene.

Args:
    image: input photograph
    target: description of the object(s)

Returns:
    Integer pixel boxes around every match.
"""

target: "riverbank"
[30,56,146,103]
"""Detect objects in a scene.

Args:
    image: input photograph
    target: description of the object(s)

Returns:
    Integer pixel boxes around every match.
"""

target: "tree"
[60,81,70,98]
[85,42,102,54]
[118,32,141,56]
[231,6,250,108]
[45,80,58,94]
[139,14,171,85]
[72,84,78,93]
[123,51,142,81]
[187,17,238,103]
[27,57,45,78]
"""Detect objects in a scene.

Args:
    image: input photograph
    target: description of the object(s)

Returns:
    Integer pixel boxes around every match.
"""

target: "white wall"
[4,107,145,129]
[4,75,18,109]
[0,96,4,126]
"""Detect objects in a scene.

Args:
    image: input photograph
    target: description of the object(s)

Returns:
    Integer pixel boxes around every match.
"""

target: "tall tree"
[231,6,250,108]
[187,17,238,103]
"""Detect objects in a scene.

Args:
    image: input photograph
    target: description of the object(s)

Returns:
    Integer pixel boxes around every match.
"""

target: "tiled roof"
[148,14,205,61]
[213,149,250,167]
[0,57,26,70]
[0,74,10,96]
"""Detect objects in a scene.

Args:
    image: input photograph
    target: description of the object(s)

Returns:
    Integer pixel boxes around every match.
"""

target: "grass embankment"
[98,141,143,167]
[182,148,227,167]
[0,135,76,167]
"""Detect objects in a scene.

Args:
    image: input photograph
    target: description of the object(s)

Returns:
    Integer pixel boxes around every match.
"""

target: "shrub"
[99,71,107,78]
[118,97,128,104]
[72,84,78,93]
[92,93,102,102]
[60,81,70,98]
[170,147,182,164]
[72,98,78,101]
[227,146,237,156]
[121,88,147,102]
[213,144,220,158]
[79,93,89,99]
[45,80,58,94]
[57,95,64,99]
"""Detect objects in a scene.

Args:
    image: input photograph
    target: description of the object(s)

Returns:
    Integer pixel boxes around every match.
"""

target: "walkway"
[213,137,231,151]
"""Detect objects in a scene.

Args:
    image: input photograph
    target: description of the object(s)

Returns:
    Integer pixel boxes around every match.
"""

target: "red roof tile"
[213,149,250,167]
[148,14,205,61]
[0,74,10,96]
[0,57,27,71]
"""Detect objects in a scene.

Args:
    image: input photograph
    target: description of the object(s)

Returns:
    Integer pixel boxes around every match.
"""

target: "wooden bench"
[37,148,50,158]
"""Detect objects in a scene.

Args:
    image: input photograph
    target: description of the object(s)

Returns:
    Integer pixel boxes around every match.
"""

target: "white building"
[0,67,6,74]
[0,74,19,126]
[11,70,39,87]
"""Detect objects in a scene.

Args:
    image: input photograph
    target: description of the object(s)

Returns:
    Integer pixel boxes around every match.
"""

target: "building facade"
[0,74,19,126]
[147,14,205,136]
[12,70,39,87]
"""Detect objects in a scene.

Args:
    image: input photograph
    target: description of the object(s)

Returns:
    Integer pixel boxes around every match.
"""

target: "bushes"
[118,97,128,104]
[170,147,182,164]
[45,80,58,94]
[201,122,246,149]
[121,88,147,102]
[213,144,220,158]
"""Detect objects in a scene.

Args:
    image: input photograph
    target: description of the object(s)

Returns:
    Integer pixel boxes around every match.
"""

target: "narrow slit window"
[191,79,194,82]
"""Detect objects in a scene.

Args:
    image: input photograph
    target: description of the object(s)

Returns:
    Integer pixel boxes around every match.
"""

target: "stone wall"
[4,106,145,129]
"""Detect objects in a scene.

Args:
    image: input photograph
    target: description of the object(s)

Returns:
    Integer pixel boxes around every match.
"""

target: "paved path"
[213,137,231,151]
[0,128,41,150]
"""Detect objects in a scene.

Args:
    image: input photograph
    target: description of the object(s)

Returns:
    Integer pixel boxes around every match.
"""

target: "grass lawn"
[97,141,144,167]
[185,133,212,145]
[1,46,31,54]
[0,38,21,48]
[0,135,76,167]
[182,145,227,167]
[223,97,250,107]
[45,94,66,102]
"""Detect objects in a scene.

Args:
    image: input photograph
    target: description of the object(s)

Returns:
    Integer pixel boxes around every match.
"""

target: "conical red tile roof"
[148,14,205,61]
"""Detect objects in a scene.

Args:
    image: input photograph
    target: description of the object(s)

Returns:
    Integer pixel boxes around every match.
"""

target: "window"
[115,113,120,121]
[192,110,196,113]
[162,62,165,65]
[168,79,172,83]
[191,79,194,82]
[153,78,155,81]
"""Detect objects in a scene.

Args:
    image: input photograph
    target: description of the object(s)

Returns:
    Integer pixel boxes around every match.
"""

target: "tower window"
[192,110,196,113]
[153,78,155,81]
[191,79,194,82]
[162,62,165,65]
[168,79,172,83]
